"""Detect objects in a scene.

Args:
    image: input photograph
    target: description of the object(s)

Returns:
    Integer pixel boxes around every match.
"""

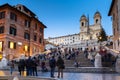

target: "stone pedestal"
[116,54,120,72]
[94,53,102,67]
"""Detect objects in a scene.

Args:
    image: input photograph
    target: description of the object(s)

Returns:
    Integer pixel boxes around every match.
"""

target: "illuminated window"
[24,45,28,51]
[8,41,16,49]
[0,41,3,51]
[10,42,14,49]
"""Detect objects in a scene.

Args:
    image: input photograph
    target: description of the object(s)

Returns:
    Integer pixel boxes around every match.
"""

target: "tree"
[98,28,107,42]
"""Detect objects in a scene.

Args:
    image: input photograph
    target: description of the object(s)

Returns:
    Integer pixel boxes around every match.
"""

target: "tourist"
[26,56,33,76]
[18,59,25,76]
[56,56,65,78]
[49,56,56,78]
[9,60,14,75]
[32,57,38,76]
[74,60,79,68]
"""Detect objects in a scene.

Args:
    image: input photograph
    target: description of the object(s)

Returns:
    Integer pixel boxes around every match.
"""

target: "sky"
[0,0,112,38]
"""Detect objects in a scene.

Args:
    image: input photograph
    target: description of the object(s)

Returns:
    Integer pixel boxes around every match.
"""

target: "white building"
[46,11,102,50]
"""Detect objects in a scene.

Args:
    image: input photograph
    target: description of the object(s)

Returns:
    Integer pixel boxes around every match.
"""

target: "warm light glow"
[99,37,102,40]
[0,54,2,60]
[0,42,3,51]
[25,45,28,51]
[10,42,14,49]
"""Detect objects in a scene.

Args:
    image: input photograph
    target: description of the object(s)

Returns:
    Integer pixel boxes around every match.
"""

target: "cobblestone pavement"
[0,70,120,80]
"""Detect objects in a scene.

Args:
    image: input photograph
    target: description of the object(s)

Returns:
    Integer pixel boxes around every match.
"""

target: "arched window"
[81,22,84,26]
[96,19,98,24]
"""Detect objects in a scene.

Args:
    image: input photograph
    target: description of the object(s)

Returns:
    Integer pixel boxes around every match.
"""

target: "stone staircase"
[64,51,94,67]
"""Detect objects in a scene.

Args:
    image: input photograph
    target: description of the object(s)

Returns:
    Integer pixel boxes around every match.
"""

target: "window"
[34,35,37,41]
[81,22,84,26]
[8,41,16,49]
[9,26,16,36]
[96,19,98,24]
[24,32,30,40]
[24,45,29,52]
[0,11,5,19]
[25,20,30,27]
[10,12,17,21]
[0,26,4,34]
[39,28,43,33]
[39,38,42,43]
[0,41,3,51]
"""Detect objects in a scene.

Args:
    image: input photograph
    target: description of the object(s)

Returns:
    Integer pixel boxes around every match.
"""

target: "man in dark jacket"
[49,56,56,78]
[56,56,65,78]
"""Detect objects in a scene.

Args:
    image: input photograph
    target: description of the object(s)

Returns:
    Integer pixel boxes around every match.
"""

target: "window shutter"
[14,42,16,49]
[8,41,10,48]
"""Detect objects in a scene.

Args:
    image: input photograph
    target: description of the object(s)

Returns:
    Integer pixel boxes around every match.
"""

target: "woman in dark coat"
[56,56,65,78]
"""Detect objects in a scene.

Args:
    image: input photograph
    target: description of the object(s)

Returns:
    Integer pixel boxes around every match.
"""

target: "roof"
[80,14,86,20]
[0,3,47,28]
[108,0,115,16]
[94,11,101,16]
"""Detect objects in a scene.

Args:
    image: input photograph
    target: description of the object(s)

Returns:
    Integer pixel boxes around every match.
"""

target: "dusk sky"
[0,0,112,38]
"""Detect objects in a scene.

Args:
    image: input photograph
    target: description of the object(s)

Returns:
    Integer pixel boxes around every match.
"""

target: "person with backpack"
[49,56,56,78]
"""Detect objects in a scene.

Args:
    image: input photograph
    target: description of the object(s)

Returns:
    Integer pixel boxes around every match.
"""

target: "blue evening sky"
[0,0,112,38]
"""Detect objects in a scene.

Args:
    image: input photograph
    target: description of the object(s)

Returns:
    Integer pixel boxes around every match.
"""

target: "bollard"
[13,76,19,80]
[116,54,120,73]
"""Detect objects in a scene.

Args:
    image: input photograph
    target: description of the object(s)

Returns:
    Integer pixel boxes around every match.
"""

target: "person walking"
[49,56,56,78]
[56,56,65,78]
[9,60,14,75]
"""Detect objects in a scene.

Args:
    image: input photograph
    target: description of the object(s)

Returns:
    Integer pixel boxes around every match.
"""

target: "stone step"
[63,67,116,73]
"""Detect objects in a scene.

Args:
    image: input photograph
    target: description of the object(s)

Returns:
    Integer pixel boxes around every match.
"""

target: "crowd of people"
[83,47,117,67]
[8,47,67,78]
[7,46,117,78]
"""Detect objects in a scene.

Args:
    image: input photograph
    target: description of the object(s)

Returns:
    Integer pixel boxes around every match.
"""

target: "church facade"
[46,11,102,50]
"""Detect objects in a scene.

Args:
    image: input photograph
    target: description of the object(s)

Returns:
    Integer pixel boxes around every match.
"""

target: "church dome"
[94,11,101,18]
[80,15,87,21]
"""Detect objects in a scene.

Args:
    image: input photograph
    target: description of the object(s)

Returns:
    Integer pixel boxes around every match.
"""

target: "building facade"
[46,12,102,50]
[108,0,120,51]
[0,4,46,59]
